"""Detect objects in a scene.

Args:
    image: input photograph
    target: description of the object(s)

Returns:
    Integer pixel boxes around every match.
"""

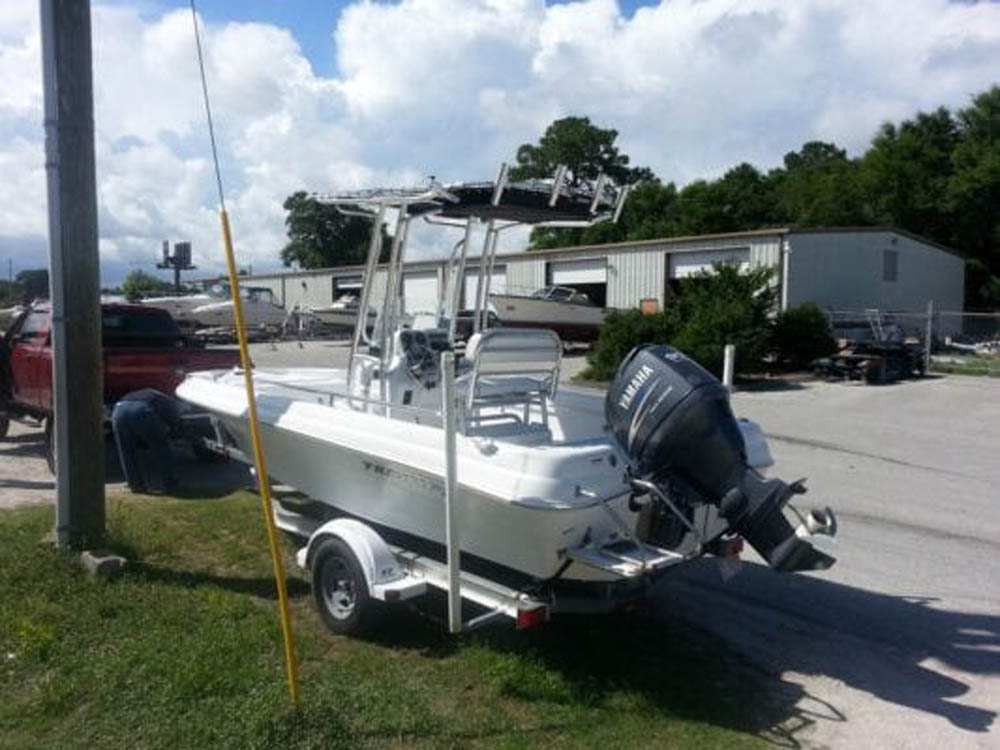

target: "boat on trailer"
[178,167,838,634]
[308,293,377,331]
[489,285,609,342]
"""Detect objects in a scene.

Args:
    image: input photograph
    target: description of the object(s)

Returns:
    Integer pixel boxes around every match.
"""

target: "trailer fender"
[301,518,405,589]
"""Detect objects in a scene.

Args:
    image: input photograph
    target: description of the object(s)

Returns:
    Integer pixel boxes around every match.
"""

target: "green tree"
[667,165,775,236]
[514,117,653,251]
[774,141,869,226]
[120,270,173,302]
[582,308,680,381]
[861,107,959,243]
[582,263,777,380]
[770,303,836,369]
[14,269,49,301]
[511,116,653,187]
[947,86,1000,306]
[671,263,776,375]
[281,192,388,269]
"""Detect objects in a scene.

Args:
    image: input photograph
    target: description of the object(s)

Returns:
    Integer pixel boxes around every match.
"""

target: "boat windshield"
[532,286,594,305]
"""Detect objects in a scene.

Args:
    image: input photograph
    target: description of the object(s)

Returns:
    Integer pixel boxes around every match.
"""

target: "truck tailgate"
[103,347,240,403]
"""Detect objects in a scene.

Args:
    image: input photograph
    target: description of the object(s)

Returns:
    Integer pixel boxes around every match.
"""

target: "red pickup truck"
[0,303,240,441]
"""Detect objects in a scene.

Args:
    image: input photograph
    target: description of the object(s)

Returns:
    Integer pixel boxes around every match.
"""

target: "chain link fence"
[825,306,1000,377]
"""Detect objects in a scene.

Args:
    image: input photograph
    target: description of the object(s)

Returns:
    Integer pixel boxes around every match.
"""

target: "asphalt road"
[2,340,997,748]
[656,375,1000,749]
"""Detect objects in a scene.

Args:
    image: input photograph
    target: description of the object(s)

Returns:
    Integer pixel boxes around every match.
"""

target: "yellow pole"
[218,209,300,705]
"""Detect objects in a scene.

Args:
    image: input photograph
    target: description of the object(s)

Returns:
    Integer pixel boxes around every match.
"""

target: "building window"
[883,249,898,282]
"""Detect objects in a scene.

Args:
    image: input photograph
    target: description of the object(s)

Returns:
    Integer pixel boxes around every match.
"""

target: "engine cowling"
[606,345,835,573]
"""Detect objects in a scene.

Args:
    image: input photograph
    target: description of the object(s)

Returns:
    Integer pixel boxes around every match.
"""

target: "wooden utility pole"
[40,0,105,547]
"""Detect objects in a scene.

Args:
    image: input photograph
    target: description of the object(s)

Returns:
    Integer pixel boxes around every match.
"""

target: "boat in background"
[490,285,609,342]
[144,284,285,329]
[141,289,216,327]
[309,293,376,331]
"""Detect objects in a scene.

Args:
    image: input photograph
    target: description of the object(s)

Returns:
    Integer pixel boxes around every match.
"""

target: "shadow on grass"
[121,560,311,601]
[362,594,826,747]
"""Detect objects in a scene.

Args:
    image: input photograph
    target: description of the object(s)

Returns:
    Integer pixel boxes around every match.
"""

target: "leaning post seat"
[461,328,562,432]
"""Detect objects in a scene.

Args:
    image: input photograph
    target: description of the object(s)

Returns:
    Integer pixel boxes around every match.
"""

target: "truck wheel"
[44,417,55,474]
[311,537,379,636]
[0,415,9,440]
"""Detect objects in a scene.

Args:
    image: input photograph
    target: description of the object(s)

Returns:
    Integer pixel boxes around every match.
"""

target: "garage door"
[668,248,750,278]
[333,275,363,299]
[548,258,607,285]
[463,266,506,308]
[403,271,439,315]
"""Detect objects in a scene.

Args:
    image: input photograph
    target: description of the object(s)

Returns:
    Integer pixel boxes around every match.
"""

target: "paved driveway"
[655,375,1000,749]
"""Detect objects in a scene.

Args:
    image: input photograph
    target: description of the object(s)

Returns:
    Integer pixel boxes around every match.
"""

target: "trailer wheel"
[311,537,379,636]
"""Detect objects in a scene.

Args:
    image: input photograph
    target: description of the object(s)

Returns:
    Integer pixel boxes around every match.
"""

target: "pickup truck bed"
[1,303,241,434]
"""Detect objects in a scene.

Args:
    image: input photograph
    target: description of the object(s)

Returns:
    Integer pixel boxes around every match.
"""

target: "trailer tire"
[311,536,380,636]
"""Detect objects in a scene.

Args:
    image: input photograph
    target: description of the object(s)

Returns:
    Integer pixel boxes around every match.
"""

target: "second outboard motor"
[606,345,835,573]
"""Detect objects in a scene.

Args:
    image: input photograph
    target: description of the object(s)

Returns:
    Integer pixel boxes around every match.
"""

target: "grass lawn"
[930,356,1000,378]
[1,493,785,749]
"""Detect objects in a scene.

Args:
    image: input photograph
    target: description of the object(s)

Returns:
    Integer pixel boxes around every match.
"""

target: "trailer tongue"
[606,345,837,573]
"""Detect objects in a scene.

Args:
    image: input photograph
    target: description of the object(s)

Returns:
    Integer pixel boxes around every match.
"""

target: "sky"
[0,0,998,286]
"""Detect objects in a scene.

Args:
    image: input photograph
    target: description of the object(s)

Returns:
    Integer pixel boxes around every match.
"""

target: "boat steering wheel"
[400,330,437,387]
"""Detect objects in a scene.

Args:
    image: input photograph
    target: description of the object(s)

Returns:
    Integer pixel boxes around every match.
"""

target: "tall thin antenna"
[189,1,226,211]
[188,0,299,706]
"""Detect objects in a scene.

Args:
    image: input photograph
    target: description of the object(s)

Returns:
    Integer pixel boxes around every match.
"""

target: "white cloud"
[0,0,998,284]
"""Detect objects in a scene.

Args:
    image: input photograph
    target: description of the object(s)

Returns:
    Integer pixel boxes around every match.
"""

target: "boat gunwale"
[180,370,630,513]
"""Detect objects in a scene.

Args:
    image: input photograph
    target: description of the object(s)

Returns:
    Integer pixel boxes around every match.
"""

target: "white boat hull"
[189,300,286,328]
[490,294,609,341]
[177,368,639,582]
[311,307,376,329]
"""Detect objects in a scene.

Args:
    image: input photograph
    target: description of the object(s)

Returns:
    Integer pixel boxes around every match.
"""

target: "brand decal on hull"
[362,459,444,497]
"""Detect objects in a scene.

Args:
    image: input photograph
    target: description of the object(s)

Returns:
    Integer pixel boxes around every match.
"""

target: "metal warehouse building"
[244,226,964,319]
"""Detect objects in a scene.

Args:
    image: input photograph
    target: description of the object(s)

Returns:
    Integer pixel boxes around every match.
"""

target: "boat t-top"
[178,165,837,634]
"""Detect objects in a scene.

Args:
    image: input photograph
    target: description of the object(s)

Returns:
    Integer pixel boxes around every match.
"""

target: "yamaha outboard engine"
[607,345,835,573]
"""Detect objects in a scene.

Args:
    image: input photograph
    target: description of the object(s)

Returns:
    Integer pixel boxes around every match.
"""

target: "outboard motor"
[607,345,835,573]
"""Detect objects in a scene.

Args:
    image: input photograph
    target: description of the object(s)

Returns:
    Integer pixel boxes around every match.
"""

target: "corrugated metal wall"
[607,248,664,308]
[240,232,789,314]
[501,233,783,310]
[504,256,545,295]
